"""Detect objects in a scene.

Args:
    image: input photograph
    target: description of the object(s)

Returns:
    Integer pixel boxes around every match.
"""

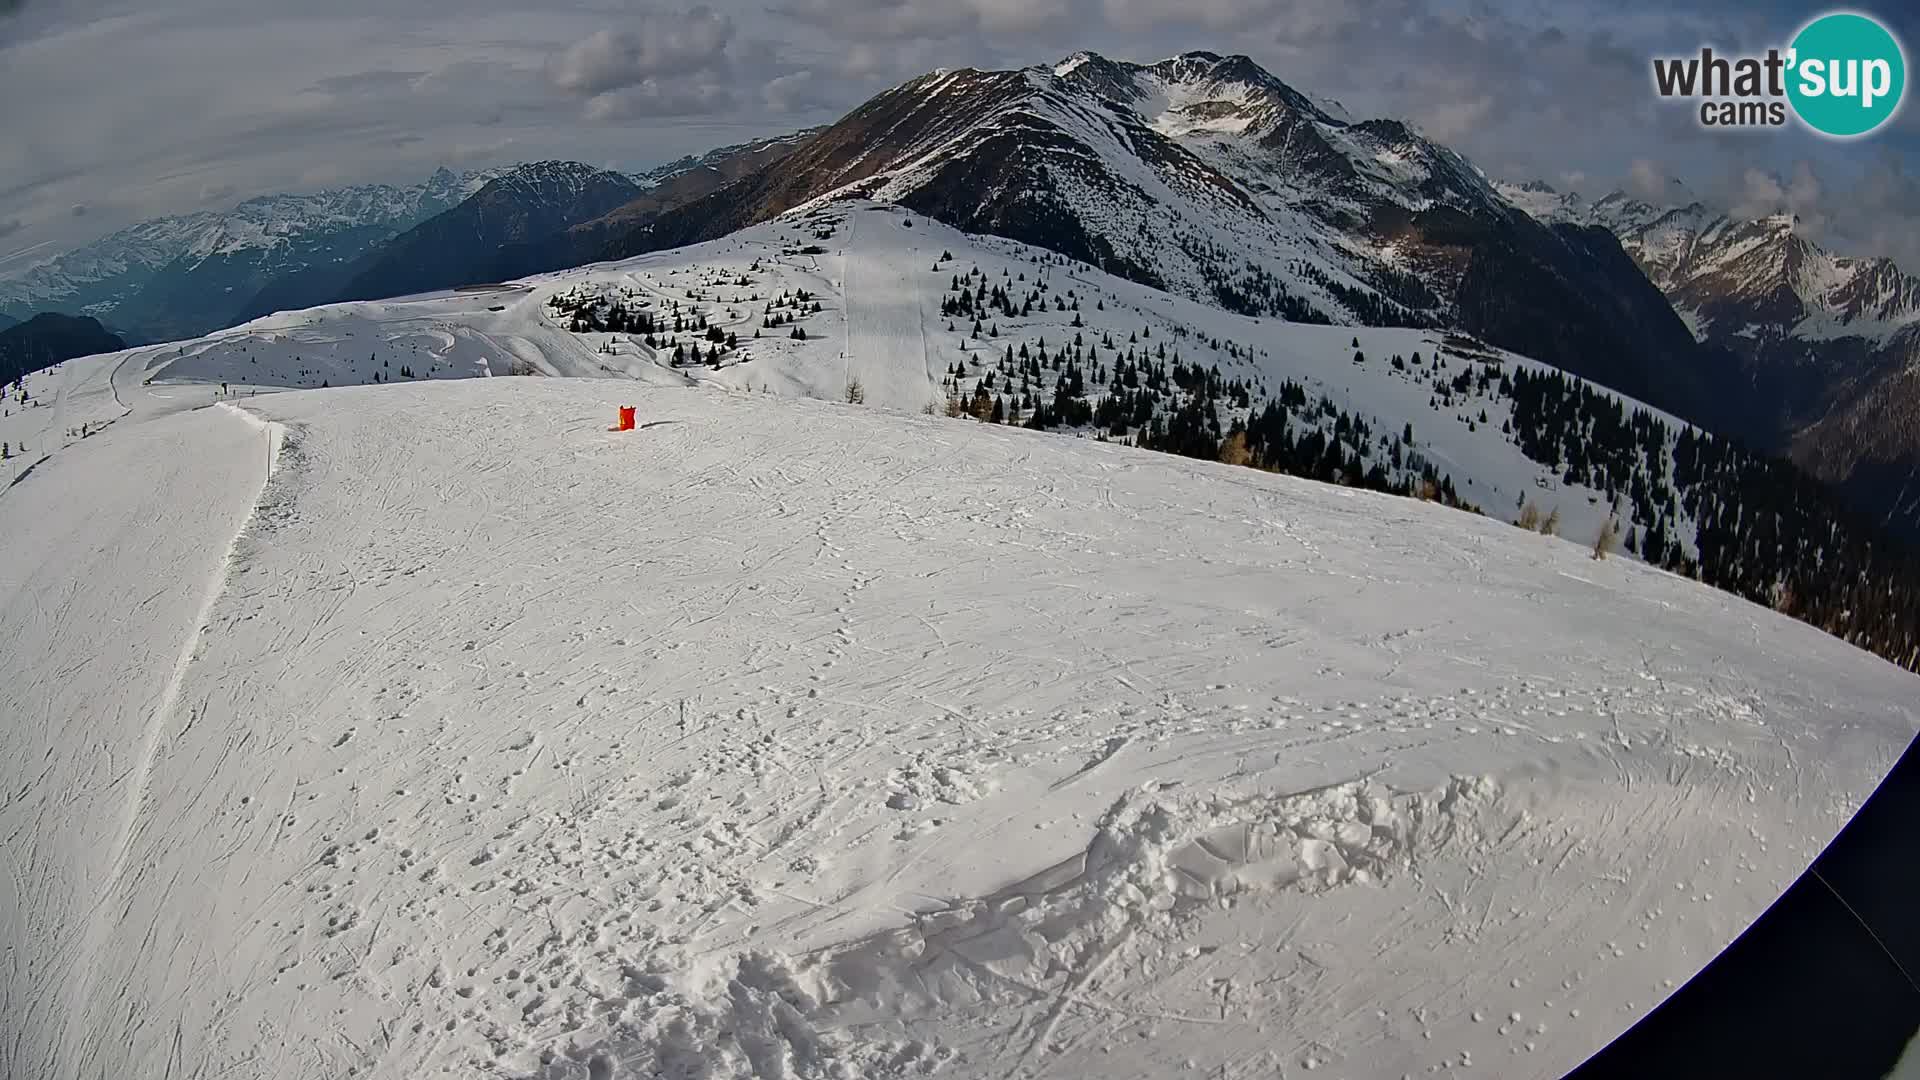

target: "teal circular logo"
[1787,12,1906,137]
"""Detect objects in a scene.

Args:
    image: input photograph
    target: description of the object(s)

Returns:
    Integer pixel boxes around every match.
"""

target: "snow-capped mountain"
[1501,181,1920,539]
[1493,179,1583,223]
[265,136,819,312]
[1504,183,1920,347]
[606,52,1720,436]
[0,134,825,348]
[0,169,489,341]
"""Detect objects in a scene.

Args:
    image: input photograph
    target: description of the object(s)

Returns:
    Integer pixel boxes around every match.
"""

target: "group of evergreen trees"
[762,290,821,333]
[1228,393,1467,508]
[1182,248,1445,328]
[548,273,828,373]
[934,273,1476,512]
[1493,363,1920,671]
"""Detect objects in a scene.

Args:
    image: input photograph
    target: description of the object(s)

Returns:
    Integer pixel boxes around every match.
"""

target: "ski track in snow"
[1,205,1916,1079]
[0,371,1912,1080]
[0,400,273,1080]
[842,210,943,412]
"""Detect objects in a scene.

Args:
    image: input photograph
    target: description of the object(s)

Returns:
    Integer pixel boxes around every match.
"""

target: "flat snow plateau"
[3,366,1915,1080]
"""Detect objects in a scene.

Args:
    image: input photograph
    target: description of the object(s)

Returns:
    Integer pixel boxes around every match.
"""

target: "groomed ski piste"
[2,203,1916,1080]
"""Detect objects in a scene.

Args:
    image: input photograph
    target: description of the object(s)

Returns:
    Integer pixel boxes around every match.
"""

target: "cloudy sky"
[2,0,1917,268]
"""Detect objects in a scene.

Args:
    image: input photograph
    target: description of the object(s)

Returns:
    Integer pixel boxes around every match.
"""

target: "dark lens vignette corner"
[1567,732,1920,1080]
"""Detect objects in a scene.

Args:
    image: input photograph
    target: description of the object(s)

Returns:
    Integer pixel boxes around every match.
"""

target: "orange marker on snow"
[612,406,635,431]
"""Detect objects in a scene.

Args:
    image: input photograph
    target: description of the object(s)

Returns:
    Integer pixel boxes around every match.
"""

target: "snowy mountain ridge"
[174,167,480,261]
[0,169,502,342]
[470,161,641,208]
[1497,181,1920,347]
[633,127,827,190]
[0,169,489,301]
[758,49,1512,322]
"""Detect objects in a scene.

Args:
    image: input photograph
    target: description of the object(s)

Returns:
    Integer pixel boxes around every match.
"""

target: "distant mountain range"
[559,129,820,267]
[0,135,819,346]
[325,161,645,304]
[1499,180,1920,538]
[328,131,815,305]
[0,169,487,342]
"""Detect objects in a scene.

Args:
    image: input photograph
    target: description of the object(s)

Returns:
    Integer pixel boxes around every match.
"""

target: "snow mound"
[534,775,1505,1078]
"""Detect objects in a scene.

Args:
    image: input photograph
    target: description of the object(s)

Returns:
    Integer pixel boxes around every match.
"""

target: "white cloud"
[1729,161,1822,222]
[1627,158,1668,199]
[547,11,736,96]
[1416,95,1492,143]
[761,68,844,113]
[584,81,738,121]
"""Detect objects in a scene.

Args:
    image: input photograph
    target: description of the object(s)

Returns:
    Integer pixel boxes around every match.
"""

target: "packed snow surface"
[3,352,1915,1080]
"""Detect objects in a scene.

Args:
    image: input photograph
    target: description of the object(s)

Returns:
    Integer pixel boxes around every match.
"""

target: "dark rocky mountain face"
[1791,338,1920,539]
[0,313,126,386]
[330,163,644,303]
[603,52,1729,436]
[559,131,818,262]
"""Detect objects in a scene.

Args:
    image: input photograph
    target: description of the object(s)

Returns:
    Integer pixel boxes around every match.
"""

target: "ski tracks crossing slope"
[0,400,278,1080]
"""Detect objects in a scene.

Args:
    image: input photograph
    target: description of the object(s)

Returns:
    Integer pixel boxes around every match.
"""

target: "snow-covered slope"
[15,203,1713,560]
[3,327,1914,1079]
